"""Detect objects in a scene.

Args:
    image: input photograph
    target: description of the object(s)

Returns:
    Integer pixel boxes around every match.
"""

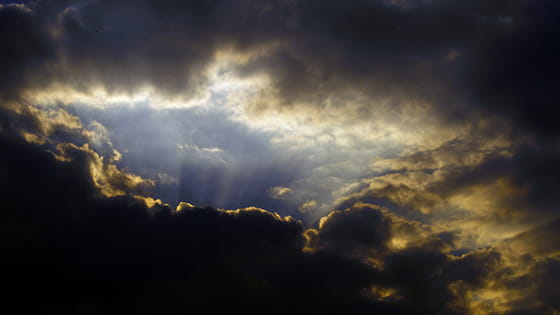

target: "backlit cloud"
[1,0,560,313]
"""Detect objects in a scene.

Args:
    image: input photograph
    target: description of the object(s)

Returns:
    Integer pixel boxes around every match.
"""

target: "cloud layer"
[2,1,560,313]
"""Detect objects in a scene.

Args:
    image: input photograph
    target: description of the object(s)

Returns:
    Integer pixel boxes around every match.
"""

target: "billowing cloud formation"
[0,128,523,314]
[2,0,558,132]
[2,0,560,313]
[2,106,560,313]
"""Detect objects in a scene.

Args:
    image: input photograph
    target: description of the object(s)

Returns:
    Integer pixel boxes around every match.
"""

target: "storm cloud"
[2,0,558,131]
[0,126,514,314]
[2,0,560,313]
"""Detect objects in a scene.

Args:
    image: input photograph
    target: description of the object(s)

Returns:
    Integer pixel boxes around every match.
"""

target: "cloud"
[301,201,524,313]
[0,128,342,313]
[0,123,420,313]
[0,105,154,199]
[462,221,560,314]
[1,0,555,137]
[0,3,53,103]
[467,0,560,136]
[269,186,292,199]
[1,115,548,314]
[4,0,557,221]
[332,119,560,250]
[0,0,556,142]
[313,203,392,257]
[2,1,560,313]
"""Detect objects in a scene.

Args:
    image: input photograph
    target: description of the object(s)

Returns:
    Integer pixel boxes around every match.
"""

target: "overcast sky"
[2,1,560,313]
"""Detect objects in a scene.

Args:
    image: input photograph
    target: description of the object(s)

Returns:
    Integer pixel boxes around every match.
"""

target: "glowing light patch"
[369,286,403,302]
[269,186,292,199]
[24,85,210,110]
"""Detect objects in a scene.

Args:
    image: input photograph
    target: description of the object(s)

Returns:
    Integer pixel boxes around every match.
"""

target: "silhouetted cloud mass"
[0,125,509,314]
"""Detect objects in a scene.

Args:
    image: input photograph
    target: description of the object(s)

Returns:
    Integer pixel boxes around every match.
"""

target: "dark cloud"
[512,258,560,314]
[337,132,560,232]
[4,0,555,221]
[477,254,560,314]
[2,0,559,138]
[479,219,560,314]
[303,202,511,314]
[2,1,560,313]
[505,218,560,258]
[428,140,560,224]
[0,115,520,314]
[468,0,560,136]
[0,125,376,313]
[0,3,53,102]
[314,203,392,257]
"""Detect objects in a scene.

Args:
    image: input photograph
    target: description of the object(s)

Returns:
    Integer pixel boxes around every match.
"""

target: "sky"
[1,0,560,313]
